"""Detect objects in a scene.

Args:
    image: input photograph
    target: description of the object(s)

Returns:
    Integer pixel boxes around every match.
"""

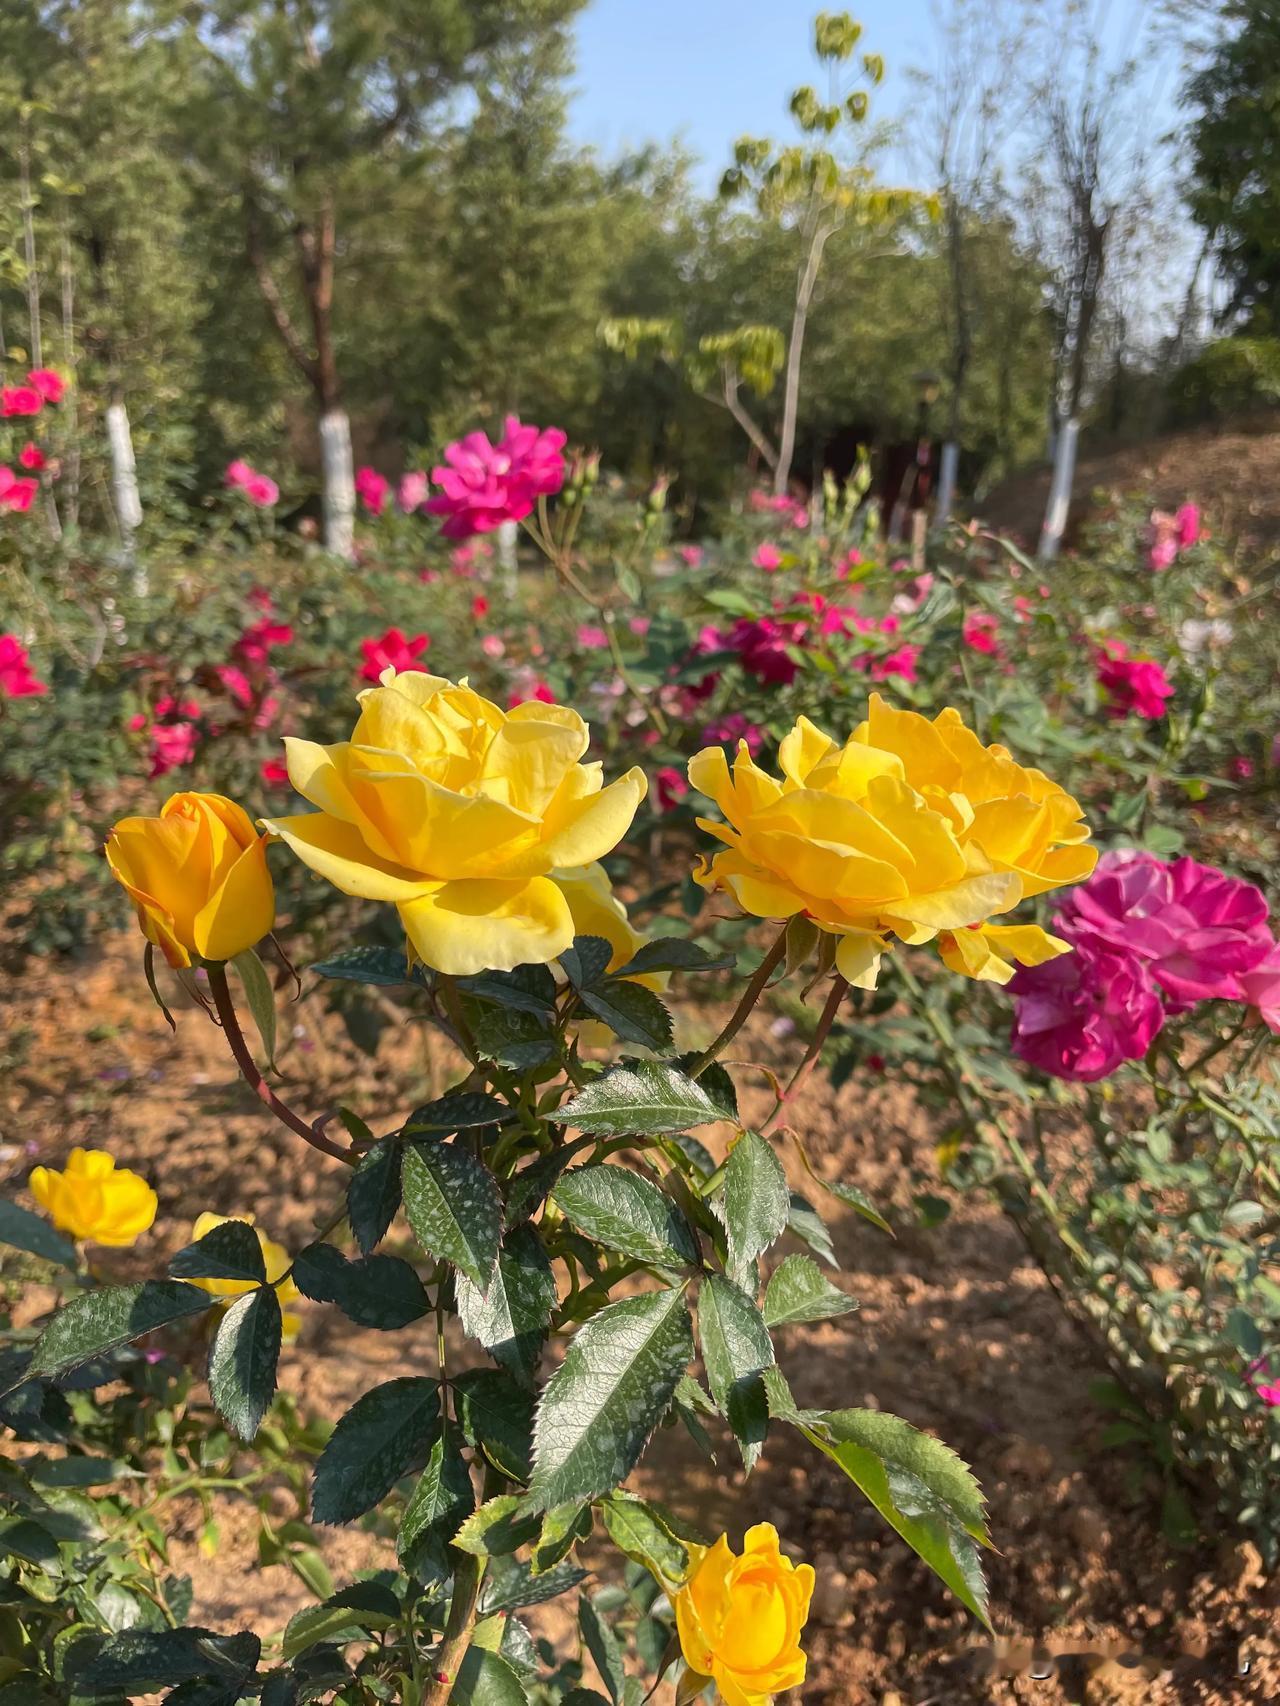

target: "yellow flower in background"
[555,861,647,974]
[689,694,1093,987]
[188,1213,303,1340]
[262,671,647,977]
[674,1523,814,1706]
[106,792,275,969]
[29,1149,157,1246]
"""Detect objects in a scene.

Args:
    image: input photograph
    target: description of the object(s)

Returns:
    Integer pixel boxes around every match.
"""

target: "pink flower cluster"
[129,695,202,779]
[0,465,38,514]
[1147,503,1203,571]
[747,488,809,528]
[962,611,1002,657]
[700,712,763,755]
[0,634,47,698]
[359,626,431,682]
[1011,851,1280,1081]
[1095,640,1174,721]
[225,459,279,508]
[426,417,567,539]
[1,368,63,417]
[355,466,391,515]
[1248,1359,1280,1408]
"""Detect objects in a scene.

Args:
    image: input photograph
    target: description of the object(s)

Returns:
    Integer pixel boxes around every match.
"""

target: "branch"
[245,200,319,389]
[713,363,779,470]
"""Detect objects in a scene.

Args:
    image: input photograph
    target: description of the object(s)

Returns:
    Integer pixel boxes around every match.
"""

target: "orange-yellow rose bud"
[29,1148,157,1247]
[106,792,275,969]
[674,1523,814,1706]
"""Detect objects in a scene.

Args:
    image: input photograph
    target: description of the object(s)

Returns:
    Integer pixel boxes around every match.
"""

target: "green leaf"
[457,962,557,1017]
[346,1140,403,1256]
[170,1220,266,1286]
[558,1064,730,1137]
[208,1287,281,1442]
[786,1192,836,1266]
[310,946,422,986]
[579,983,674,1051]
[73,1629,261,1691]
[292,1244,428,1330]
[560,935,615,990]
[398,1428,474,1582]
[456,1225,556,1387]
[402,1139,502,1290]
[463,1001,559,1071]
[504,1140,593,1226]
[599,1492,692,1585]
[532,1501,592,1574]
[451,1646,531,1705]
[579,1593,627,1704]
[617,940,733,978]
[802,1408,991,1625]
[552,1166,700,1270]
[763,1255,859,1328]
[454,1369,535,1482]
[403,1092,509,1137]
[722,1134,788,1280]
[823,1179,892,1236]
[697,1275,773,1472]
[0,1199,77,1270]
[529,1289,693,1509]
[24,1283,212,1384]
[311,1378,439,1524]
[453,1496,542,1558]
[232,948,278,1069]
[480,1558,586,1616]
[281,1582,400,1660]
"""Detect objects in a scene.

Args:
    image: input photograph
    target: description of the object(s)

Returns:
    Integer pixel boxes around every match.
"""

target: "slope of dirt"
[3,932,1277,1704]
[980,424,1280,556]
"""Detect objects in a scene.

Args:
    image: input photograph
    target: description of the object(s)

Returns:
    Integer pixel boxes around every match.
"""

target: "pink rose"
[147,722,199,778]
[214,664,254,709]
[243,473,279,508]
[577,624,609,650]
[1238,939,1280,1034]
[678,545,704,568]
[18,443,45,472]
[355,466,391,516]
[701,713,764,755]
[471,595,490,620]
[629,615,651,637]
[1096,642,1174,720]
[261,757,291,787]
[1175,503,1202,550]
[426,416,567,540]
[359,627,431,682]
[1,385,43,417]
[225,459,253,489]
[753,543,783,571]
[1010,929,1165,1081]
[26,369,65,405]
[0,467,39,513]
[398,471,430,513]
[0,634,47,698]
[963,611,1001,655]
[654,766,689,812]
[480,634,505,659]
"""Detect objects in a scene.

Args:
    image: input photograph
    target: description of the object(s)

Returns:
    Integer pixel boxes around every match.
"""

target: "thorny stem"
[422,1551,484,1706]
[688,925,790,1078]
[205,963,353,1166]
[759,974,849,1138]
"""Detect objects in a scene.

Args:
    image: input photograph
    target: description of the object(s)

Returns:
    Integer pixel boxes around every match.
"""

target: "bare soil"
[3,930,1276,1705]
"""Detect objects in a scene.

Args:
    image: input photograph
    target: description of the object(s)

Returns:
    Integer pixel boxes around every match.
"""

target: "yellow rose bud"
[28,1148,157,1247]
[688,694,1095,987]
[262,671,647,976]
[674,1523,814,1706]
[188,1213,303,1341]
[106,792,275,969]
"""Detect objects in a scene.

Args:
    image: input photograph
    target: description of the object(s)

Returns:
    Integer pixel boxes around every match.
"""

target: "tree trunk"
[1038,415,1078,562]
[19,134,43,371]
[106,397,144,578]
[319,409,355,560]
[773,213,833,496]
[497,520,518,598]
[935,441,960,526]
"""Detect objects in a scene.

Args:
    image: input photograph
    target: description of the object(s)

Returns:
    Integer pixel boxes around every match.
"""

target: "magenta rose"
[426,416,567,539]
[1010,929,1165,1081]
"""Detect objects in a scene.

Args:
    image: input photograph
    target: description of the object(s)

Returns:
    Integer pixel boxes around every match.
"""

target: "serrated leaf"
[558,1064,729,1138]
[802,1408,991,1625]
[579,1593,627,1704]
[673,1056,739,1123]
[532,1501,591,1574]
[464,1001,559,1071]
[310,946,422,986]
[281,1583,400,1660]
[823,1179,892,1236]
[73,1629,261,1690]
[552,1166,700,1270]
[292,1244,428,1330]
[529,1289,693,1509]
[722,1134,788,1280]
[169,1220,266,1286]
[763,1255,859,1327]
[398,1428,474,1582]
[402,1139,502,1289]
[457,962,558,1016]
[208,1287,280,1442]
[504,1140,593,1225]
[346,1140,402,1255]
[456,1225,556,1387]
[0,1199,77,1270]
[579,982,675,1051]
[454,1369,535,1482]
[311,1378,439,1524]
[232,948,278,1069]
[453,1496,542,1558]
[403,1093,509,1137]
[617,940,733,978]
[697,1275,773,1472]
[599,1493,692,1585]
[452,1645,531,1705]
[786,1192,836,1266]
[560,935,615,990]
[24,1283,212,1385]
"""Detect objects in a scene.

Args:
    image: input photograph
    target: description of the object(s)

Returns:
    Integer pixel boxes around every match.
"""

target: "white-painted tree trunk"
[496,520,518,599]
[320,407,356,561]
[106,401,144,587]
[934,441,960,527]
[1038,416,1079,563]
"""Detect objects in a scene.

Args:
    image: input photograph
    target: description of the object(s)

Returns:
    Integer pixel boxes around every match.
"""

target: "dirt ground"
[3,929,1277,1706]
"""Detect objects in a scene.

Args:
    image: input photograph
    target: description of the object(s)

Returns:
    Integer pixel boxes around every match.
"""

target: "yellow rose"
[674,1523,814,1706]
[106,792,275,969]
[555,862,646,973]
[188,1213,303,1340]
[29,1148,157,1247]
[262,671,647,976]
[689,694,1094,987]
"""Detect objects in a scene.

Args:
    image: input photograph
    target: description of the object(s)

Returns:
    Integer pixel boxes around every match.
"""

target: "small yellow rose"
[555,862,647,974]
[188,1213,303,1340]
[29,1148,157,1247]
[262,671,647,976]
[689,694,1095,987]
[106,791,275,969]
[674,1523,814,1706]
